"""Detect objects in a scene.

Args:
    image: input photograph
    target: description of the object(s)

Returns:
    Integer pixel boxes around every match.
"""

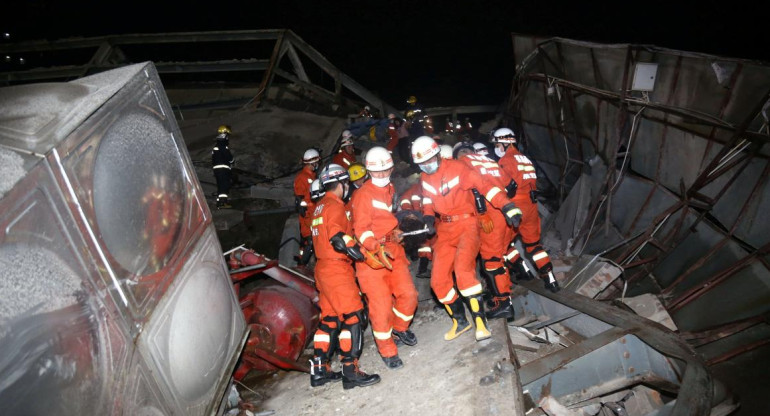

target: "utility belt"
[437,212,476,223]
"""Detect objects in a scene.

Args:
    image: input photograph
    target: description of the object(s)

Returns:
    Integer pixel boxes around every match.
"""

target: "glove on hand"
[361,246,386,270]
[501,202,522,228]
[376,245,394,270]
[478,213,494,234]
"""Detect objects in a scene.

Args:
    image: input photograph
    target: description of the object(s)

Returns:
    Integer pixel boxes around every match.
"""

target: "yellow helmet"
[407,95,417,104]
[217,124,231,135]
[348,162,367,182]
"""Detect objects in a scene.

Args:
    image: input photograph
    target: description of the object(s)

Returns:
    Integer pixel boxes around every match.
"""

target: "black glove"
[501,202,522,228]
[505,179,518,198]
[423,215,436,235]
[330,232,364,261]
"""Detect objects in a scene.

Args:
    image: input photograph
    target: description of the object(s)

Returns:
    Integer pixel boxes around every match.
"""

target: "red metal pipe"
[234,250,319,302]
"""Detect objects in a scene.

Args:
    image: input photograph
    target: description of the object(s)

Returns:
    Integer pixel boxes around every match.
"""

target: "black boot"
[309,356,342,387]
[485,295,515,320]
[509,258,534,281]
[468,294,492,341]
[382,355,404,369]
[392,329,418,346]
[443,298,471,341]
[416,257,431,279]
[342,360,381,389]
[542,270,560,293]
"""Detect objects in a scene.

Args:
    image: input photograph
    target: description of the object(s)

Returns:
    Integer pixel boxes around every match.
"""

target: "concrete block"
[621,293,678,331]
[564,256,622,298]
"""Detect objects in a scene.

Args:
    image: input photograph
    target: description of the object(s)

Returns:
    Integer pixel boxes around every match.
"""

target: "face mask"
[494,147,506,158]
[371,176,390,187]
[420,160,439,174]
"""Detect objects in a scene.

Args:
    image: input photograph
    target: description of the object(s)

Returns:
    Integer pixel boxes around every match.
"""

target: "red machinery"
[228,249,319,379]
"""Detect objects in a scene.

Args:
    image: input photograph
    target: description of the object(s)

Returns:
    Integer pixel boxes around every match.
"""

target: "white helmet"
[310,179,326,200]
[492,127,517,144]
[473,142,489,155]
[365,146,394,171]
[340,137,355,147]
[411,136,440,164]
[342,130,353,139]
[303,148,321,164]
[319,163,349,185]
[439,144,454,160]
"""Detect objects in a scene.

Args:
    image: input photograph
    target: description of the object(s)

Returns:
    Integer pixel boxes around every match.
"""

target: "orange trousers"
[356,243,418,358]
[313,259,364,354]
[431,216,482,304]
[479,209,514,295]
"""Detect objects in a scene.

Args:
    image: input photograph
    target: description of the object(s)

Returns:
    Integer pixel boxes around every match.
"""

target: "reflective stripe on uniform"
[359,230,375,244]
[339,330,351,340]
[418,247,432,253]
[485,187,502,201]
[422,197,433,205]
[372,199,392,211]
[314,333,330,343]
[373,328,393,340]
[393,307,414,321]
[532,251,549,261]
[342,234,355,244]
[300,201,308,206]
[422,182,438,195]
[438,287,457,303]
[439,176,460,194]
[213,165,231,169]
[517,165,536,172]
[459,283,483,297]
[312,218,324,226]
[470,160,499,169]
[504,249,519,261]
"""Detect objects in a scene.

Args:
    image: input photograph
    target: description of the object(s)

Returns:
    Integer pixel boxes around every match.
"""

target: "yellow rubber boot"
[443,300,471,341]
[469,295,492,341]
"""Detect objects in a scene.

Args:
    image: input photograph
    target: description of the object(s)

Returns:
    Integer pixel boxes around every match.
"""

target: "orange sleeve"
[350,187,378,251]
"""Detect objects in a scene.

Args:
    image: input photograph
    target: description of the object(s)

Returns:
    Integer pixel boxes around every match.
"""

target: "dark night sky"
[6,0,768,108]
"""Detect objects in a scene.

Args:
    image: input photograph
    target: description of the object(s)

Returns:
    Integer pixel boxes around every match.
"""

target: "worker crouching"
[310,164,380,390]
[351,147,419,369]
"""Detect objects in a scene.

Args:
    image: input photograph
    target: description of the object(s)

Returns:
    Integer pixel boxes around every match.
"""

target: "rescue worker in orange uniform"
[399,181,433,278]
[411,136,522,341]
[294,148,320,265]
[351,147,419,369]
[333,130,357,169]
[454,142,515,320]
[492,127,559,292]
[310,164,381,390]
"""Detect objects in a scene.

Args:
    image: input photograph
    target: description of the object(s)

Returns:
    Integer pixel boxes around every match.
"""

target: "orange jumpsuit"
[294,165,316,239]
[497,147,551,272]
[332,151,357,170]
[310,192,365,362]
[420,159,513,304]
[351,181,418,358]
[459,154,514,296]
